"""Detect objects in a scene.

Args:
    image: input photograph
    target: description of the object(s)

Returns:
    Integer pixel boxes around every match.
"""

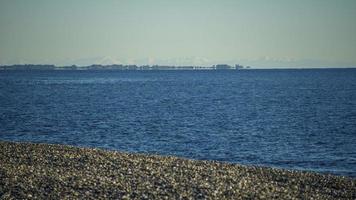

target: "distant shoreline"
[0,64,248,71]
[1,64,355,71]
[1,141,355,199]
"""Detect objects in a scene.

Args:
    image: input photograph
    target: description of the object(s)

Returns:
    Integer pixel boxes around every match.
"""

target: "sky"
[0,0,356,68]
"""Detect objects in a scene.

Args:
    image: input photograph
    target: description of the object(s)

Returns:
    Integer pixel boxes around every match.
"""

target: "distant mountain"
[239,57,356,68]
[57,56,122,67]
[59,56,215,67]
[154,57,212,66]
[132,57,214,66]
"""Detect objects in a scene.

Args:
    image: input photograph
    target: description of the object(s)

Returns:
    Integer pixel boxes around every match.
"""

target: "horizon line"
[1,63,356,70]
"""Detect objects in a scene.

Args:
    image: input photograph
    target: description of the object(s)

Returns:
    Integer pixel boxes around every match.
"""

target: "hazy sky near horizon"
[1,0,356,67]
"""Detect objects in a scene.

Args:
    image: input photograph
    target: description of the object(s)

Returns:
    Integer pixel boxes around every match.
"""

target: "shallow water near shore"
[1,69,356,177]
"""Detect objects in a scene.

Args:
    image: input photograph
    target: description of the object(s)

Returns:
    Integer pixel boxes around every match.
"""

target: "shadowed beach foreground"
[0,141,355,199]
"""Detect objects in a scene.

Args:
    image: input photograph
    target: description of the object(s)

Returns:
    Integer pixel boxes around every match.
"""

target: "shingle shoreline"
[0,141,355,199]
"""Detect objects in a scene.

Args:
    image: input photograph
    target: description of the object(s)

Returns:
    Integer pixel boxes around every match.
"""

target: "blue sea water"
[0,69,356,177]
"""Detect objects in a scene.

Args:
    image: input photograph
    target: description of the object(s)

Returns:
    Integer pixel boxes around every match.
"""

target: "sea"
[0,69,355,177]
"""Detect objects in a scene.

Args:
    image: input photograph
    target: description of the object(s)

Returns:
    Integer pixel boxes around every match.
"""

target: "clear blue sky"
[1,0,356,67]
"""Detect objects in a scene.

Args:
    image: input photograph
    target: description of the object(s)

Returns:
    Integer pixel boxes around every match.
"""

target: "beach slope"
[0,141,355,199]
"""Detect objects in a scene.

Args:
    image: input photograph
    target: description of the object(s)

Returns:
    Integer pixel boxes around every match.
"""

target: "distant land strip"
[0,64,248,70]
[0,141,355,199]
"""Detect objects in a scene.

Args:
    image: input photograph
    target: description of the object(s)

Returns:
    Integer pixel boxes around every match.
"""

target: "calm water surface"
[1,69,356,177]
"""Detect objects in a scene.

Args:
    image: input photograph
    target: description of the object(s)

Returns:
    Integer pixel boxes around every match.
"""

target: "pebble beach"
[0,141,355,199]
